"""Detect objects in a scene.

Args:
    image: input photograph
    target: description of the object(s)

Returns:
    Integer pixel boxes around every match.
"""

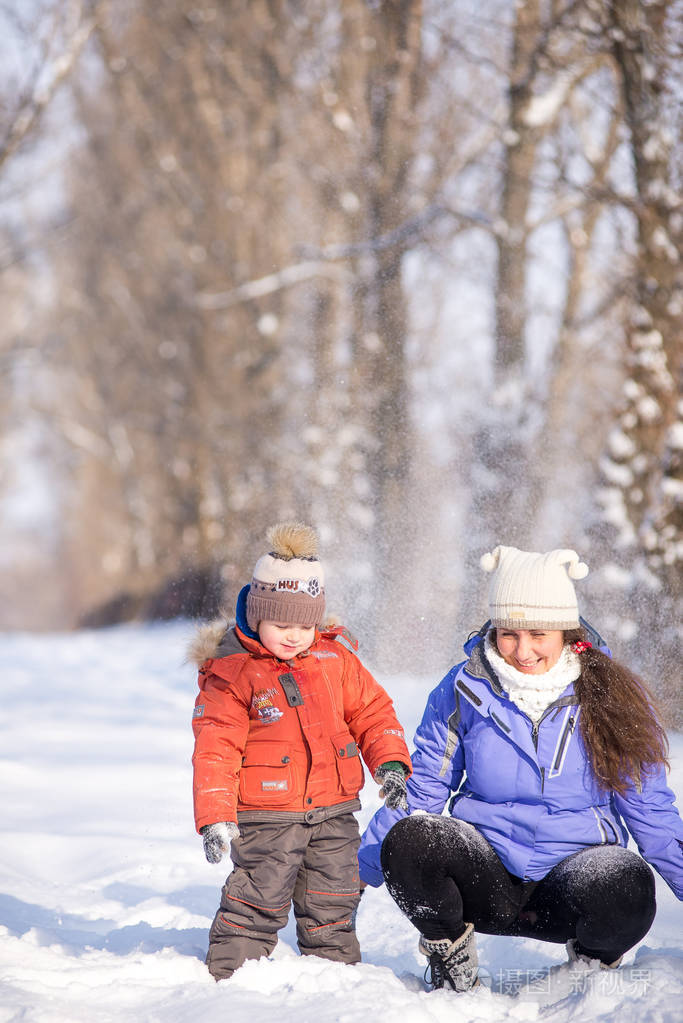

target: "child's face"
[258,620,315,660]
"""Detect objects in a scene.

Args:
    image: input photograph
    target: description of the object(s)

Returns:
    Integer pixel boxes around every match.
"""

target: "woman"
[358,545,683,993]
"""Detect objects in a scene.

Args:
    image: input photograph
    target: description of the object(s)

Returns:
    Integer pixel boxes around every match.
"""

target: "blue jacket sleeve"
[407,669,466,810]
[358,668,466,886]
[613,764,683,900]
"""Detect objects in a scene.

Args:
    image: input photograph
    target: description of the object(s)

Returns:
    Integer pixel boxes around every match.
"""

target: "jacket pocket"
[591,805,620,844]
[331,730,364,795]
[239,744,295,807]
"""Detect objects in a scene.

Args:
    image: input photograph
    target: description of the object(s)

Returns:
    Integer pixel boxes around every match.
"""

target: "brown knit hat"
[246,522,326,631]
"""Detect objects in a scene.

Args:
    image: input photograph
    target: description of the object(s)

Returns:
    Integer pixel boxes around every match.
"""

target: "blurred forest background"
[0,0,681,720]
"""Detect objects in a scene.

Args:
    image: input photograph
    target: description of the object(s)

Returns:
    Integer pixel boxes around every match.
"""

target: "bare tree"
[0,1,106,624]
[49,0,487,655]
[600,0,682,574]
[590,0,682,717]
[51,0,318,615]
[3,0,678,714]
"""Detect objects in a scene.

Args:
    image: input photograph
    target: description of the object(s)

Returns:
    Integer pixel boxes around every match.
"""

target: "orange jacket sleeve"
[191,663,250,832]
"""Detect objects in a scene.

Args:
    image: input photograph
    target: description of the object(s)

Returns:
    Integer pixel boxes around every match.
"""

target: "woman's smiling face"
[495,628,565,674]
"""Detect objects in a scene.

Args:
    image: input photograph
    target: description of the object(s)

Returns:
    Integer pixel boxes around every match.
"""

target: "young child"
[191,521,411,981]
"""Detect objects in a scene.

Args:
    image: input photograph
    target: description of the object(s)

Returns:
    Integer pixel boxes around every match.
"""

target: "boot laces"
[420,930,477,992]
[424,956,447,989]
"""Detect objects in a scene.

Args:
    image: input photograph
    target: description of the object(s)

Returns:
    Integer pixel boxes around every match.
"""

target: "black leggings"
[380,815,656,965]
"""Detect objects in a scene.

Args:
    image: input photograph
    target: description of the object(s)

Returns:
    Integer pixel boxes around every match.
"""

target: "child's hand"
[374,763,409,812]
[200,821,239,863]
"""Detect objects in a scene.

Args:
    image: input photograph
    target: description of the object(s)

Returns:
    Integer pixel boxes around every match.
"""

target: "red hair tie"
[572,640,592,654]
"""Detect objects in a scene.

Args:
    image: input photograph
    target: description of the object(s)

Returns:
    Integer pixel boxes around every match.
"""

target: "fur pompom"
[267,522,319,561]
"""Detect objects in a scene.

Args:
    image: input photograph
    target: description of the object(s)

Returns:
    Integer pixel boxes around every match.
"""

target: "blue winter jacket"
[358,624,683,899]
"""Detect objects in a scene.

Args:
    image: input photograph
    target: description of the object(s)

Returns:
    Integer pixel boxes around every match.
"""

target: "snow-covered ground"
[0,620,681,1022]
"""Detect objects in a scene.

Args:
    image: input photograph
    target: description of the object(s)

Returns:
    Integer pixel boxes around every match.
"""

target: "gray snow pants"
[206,813,362,981]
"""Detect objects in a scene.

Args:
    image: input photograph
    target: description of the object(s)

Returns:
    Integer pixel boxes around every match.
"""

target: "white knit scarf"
[484,631,581,722]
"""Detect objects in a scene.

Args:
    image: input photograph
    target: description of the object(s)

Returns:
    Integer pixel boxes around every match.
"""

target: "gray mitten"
[200,821,239,863]
[374,762,409,811]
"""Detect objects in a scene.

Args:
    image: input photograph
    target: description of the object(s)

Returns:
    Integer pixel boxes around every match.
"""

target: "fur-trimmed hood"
[188,619,236,665]
[188,585,261,665]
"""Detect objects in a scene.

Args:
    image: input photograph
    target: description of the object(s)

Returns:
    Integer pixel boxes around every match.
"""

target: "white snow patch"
[600,457,633,487]
[661,477,683,498]
[608,429,636,460]
[669,422,683,449]
[636,396,661,422]
[524,76,572,127]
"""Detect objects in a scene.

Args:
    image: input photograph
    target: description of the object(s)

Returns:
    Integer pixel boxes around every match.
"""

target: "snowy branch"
[0,1,100,173]
[195,203,495,310]
[195,261,352,311]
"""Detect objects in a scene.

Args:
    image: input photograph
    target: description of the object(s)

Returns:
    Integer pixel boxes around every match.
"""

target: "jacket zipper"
[552,714,576,771]
[530,702,562,750]
[531,703,574,789]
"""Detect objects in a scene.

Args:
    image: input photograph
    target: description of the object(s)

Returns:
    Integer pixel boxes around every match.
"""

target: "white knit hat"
[480,545,589,629]
[246,522,325,631]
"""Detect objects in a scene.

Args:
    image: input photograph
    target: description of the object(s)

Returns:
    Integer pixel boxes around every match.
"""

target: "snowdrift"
[1,622,680,1022]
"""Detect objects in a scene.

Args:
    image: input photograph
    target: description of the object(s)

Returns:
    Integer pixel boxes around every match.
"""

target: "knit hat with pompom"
[480,545,589,629]
[246,522,325,631]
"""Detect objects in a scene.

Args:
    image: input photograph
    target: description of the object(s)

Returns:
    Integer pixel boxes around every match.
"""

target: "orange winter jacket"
[191,621,411,832]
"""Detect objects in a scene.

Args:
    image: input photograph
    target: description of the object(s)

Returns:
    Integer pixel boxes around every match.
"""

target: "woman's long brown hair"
[492,627,670,794]
[564,627,669,794]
